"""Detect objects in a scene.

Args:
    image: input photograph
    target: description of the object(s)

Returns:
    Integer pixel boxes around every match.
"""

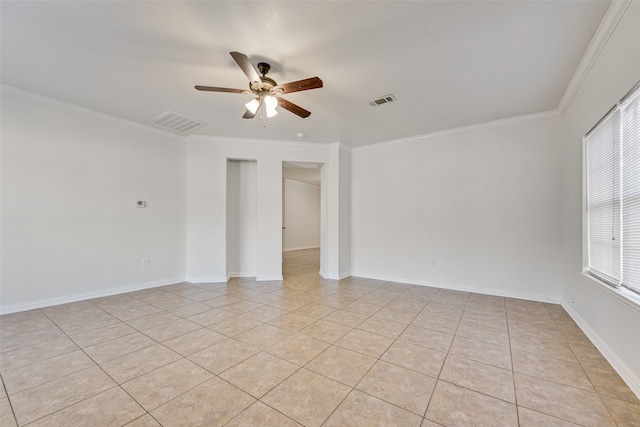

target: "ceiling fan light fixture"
[266,107,278,118]
[246,98,260,114]
[264,95,277,110]
[265,95,278,118]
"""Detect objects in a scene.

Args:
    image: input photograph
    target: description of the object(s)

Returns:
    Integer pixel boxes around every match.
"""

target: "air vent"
[368,94,397,107]
[151,111,206,133]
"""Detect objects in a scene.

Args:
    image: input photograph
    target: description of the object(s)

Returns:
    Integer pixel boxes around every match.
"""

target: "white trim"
[187,276,228,284]
[349,272,561,304]
[562,301,640,399]
[318,269,335,280]
[283,245,320,252]
[0,277,186,315]
[227,272,257,279]
[283,177,321,188]
[320,271,350,280]
[330,141,352,153]
[186,134,335,149]
[352,110,560,153]
[558,0,632,114]
[256,275,283,281]
[0,84,183,141]
[580,272,640,315]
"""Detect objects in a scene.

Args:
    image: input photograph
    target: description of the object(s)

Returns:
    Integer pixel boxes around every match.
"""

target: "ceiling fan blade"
[274,77,323,95]
[195,85,251,94]
[230,51,262,88]
[242,109,256,119]
[278,97,311,118]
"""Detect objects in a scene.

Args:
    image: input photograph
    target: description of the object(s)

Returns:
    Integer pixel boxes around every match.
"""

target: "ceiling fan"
[195,51,323,119]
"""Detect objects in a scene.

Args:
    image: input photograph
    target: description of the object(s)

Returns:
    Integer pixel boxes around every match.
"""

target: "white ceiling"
[1,1,610,148]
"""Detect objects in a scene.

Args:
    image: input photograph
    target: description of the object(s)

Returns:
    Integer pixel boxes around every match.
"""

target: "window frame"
[583,80,640,301]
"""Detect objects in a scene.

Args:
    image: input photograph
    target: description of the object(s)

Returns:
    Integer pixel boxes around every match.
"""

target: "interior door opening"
[282,161,323,278]
[226,159,257,279]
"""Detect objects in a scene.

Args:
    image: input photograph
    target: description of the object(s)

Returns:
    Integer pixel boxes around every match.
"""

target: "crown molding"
[352,109,560,153]
[328,141,352,152]
[186,134,334,149]
[1,84,183,141]
[557,0,632,114]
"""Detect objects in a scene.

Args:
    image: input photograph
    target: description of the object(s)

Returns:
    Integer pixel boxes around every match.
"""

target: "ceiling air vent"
[151,111,206,133]
[368,94,397,107]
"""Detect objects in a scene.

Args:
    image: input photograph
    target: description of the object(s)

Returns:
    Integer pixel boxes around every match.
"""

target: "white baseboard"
[190,274,282,283]
[319,269,334,280]
[562,301,640,399]
[318,270,351,280]
[256,275,283,281]
[283,245,320,252]
[186,276,228,284]
[226,272,257,280]
[0,277,186,315]
[349,272,562,304]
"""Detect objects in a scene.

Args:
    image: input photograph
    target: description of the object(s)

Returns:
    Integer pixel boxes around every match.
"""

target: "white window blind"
[585,82,640,295]
[586,109,621,285]
[621,88,640,293]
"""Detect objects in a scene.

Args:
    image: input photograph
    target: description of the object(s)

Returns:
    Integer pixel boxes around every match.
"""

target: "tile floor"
[1,248,639,426]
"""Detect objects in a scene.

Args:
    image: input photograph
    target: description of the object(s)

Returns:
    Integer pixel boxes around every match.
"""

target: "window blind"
[621,88,640,293]
[586,108,621,286]
[585,81,640,295]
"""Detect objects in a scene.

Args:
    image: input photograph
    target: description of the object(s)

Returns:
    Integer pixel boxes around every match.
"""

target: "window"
[585,81,640,295]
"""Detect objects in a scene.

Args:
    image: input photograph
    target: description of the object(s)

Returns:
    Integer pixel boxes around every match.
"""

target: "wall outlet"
[570,296,575,307]
[142,258,151,267]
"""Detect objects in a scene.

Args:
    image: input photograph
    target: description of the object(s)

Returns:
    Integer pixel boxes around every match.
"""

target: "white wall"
[226,160,257,277]
[351,116,563,302]
[187,138,347,282]
[560,1,640,396]
[0,90,187,313]
[339,145,352,278]
[283,179,320,251]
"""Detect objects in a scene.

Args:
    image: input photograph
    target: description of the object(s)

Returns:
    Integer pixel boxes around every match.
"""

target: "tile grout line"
[319,287,458,424]
[547,304,619,426]
[422,291,476,423]
[508,301,611,427]
[236,283,425,425]
[504,296,521,427]
[34,307,163,425]
[315,289,420,426]
[39,296,245,424]
[0,372,19,427]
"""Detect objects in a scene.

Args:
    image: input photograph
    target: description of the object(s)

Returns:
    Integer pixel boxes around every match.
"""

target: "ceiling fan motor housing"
[257,62,271,75]
[254,76,277,92]
[251,62,280,94]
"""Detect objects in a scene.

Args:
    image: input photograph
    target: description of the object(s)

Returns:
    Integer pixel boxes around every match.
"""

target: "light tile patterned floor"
[1,248,639,426]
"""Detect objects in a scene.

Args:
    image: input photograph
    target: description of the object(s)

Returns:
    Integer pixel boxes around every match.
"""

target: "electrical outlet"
[570,296,575,307]
[142,258,151,267]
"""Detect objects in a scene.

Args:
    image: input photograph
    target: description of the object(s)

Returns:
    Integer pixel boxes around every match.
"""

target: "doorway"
[282,161,322,278]
[226,159,257,279]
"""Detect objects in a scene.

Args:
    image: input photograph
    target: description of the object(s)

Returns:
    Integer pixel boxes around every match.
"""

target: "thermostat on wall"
[136,201,147,208]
